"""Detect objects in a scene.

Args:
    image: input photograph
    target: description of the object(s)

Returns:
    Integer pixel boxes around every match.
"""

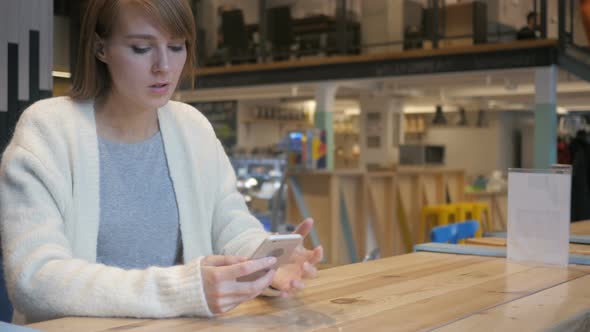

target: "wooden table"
[29,252,590,332]
[436,273,590,331]
[465,237,590,256]
[486,219,590,244]
[571,220,590,236]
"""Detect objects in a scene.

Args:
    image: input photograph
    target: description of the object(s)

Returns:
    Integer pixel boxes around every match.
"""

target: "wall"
[574,0,589,47]
[53,16,69,70]
[200,0,362,56]
[0,0,53,149]
[497,111,535,170]
[361,0,406,53]
[412,0,535,31]
[420,111,534,178]
[359,94,403,168]
[199,0,259,57]
[520,114,535,169]
[269,0,361,19]
[198,0,217,58]
[423,120,500,178]
[484,0,533,29]
[546,0,559,39]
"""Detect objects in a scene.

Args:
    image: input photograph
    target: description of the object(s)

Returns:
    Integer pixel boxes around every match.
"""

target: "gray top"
[96,131,181,270]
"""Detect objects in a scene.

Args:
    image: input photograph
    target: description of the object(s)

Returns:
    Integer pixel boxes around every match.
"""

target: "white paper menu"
[507,167,571,267]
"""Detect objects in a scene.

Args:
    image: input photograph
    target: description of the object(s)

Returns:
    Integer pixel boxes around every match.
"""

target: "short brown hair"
[70,0,196,100]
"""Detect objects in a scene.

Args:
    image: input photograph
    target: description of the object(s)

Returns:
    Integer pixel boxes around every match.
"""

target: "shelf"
[241,118,313,136]
[241,118,312,127]
[404,130,425,135]
[334,130,359,136]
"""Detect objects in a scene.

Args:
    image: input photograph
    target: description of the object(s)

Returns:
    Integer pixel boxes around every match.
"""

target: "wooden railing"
[286,166,466,265]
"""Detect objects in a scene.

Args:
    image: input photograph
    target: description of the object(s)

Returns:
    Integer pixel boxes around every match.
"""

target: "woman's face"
[98,4,187,111]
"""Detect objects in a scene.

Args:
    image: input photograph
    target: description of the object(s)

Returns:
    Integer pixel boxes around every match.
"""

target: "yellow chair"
[449,202,491,235]
[450,202,473,221]
[448,203,479,237]
[420,204,458,243]
[472,202,492,232]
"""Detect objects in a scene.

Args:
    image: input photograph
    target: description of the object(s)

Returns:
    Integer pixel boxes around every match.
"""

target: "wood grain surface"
[29,252,590,332]
[571,220,590,236]
[434,274,590,331]
[465,237,590,256]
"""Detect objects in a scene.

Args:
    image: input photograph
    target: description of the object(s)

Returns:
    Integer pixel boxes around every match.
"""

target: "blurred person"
[0,0,322,325]
[517,11,540,40]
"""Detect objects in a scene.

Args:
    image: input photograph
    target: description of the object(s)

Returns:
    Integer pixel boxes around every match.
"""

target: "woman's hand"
[271,218,323,297]
[200,255,277,314]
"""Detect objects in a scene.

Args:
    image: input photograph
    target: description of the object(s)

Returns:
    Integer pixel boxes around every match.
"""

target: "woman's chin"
[145,95,171,110]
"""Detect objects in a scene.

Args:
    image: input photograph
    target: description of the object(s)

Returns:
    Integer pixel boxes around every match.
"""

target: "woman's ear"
[95,34,107,63]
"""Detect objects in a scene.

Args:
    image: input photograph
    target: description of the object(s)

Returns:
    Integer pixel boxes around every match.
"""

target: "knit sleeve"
[210,139,269,257]
[0,145,213,324]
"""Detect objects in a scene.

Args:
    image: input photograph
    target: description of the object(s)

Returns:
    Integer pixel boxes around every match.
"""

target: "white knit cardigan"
[0,97,268,324]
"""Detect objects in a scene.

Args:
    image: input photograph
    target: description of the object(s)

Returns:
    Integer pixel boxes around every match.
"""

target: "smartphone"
[237,234,302,282]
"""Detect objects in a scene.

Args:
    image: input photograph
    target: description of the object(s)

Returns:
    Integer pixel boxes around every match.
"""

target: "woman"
[0,0,322,324]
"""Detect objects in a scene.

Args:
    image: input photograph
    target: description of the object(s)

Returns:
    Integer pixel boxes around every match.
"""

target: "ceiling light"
[344,108,360,115]
[52,70,71,79]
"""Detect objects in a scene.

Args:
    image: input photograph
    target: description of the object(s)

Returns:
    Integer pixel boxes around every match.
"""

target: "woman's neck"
[94,92,160,144]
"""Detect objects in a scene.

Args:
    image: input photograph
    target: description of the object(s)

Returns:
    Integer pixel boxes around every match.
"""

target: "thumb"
[293,218,314,238]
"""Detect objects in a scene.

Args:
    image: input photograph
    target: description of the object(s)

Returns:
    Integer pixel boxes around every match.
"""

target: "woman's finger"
[202,255,248,267]
[207,270,274,313]
[302,261,318,279]
[293,218,314,238]
[280,291,291,298]
[310,246,323,265]
[226,257,277,279]
[233,269,275,296]
[291,279,305,290]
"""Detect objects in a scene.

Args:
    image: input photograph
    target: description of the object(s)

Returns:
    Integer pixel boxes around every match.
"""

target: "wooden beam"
[196,40,558,76]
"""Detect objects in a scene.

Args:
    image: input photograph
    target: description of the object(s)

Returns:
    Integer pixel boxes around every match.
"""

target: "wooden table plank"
[465,237,590,256]
[571,220,590,236]
[485,219,590,244]
[27,317,152,332]
[415,242,590,266]
[434,274,590,331]
[196,40,558,75]
[28,253,590,332]
[314,265,585,332]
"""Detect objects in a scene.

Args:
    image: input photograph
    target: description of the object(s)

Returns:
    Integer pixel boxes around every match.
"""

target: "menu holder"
[507,165,571,267]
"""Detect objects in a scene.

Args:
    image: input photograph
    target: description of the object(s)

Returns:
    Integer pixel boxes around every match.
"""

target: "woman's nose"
[152,48,170,73]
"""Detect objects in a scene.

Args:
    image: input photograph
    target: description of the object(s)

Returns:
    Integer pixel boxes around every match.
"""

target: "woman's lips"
[149,83,170,94]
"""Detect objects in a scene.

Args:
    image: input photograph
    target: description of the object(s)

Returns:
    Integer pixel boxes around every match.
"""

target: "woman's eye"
[169,45,185,52]
[131,46,150,54]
